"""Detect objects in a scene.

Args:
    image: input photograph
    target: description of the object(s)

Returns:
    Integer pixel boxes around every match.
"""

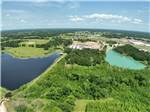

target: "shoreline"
[2,49,62,60]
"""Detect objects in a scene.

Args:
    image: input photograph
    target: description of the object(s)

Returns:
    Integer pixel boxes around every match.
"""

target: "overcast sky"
[1,0,150,32]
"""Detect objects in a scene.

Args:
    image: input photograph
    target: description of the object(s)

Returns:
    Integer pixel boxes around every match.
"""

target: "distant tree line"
[102,32,150,39]
[36,37,72,50]
[1,31,52,39]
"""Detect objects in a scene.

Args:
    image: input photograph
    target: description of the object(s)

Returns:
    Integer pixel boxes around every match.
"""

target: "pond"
[1,52,61,90]
[105,50,146,70]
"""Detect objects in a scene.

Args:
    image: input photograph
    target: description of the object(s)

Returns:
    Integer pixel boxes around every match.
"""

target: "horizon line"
[1,28,150,34]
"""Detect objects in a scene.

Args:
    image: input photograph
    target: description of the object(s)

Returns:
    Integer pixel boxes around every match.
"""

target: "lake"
[1,52,61,90]
[105,50,146,70]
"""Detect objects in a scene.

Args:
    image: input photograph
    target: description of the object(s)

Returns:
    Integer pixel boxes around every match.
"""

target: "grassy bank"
[3,47,59,58]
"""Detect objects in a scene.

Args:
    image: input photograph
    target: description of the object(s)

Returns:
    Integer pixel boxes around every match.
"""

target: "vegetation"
[11,53,150,112]
[85,98,150,112]
[1,40,23,48]
[106,40,117,46]
[1,37,72,58]
[102,31,150,39]
[4,47,55,58]
[64,48,105,66]
[1,30,150,112]
[36,37,72,50]
[114,44,150,64]
[73,100,92,112]
[0,87,8,99]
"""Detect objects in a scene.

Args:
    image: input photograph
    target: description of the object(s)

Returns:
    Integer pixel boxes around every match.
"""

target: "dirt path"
[0,100,8,112]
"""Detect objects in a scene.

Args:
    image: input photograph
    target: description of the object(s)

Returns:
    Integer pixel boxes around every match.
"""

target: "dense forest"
[64,48,105,66]
[114,44,150,64]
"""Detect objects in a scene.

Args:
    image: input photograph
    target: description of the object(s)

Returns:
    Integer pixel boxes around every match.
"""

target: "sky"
[1,0,150,32]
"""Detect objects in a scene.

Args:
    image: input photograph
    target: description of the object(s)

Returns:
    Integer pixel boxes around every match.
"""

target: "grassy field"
[85,98,123,112]
[73,98,122,112]
[74,97,150,112]
[4,47,56,58]
[20,39,49,46]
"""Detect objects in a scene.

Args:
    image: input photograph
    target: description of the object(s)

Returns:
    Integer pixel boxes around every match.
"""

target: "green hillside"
[10,48,150,112]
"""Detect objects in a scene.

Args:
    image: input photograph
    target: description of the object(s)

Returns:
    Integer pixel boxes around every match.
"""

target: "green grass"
[73,100,93,112]
[4,47,56,58]
[20,39,49,46]
[73,98,123,112]
[85,97,150,112]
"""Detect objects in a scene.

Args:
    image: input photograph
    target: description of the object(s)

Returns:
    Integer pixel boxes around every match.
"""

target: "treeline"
[64,48,105,66]
[102,32,122,38]
[114,44,150,64]
[106,40,117,46]
[1,31,52,39]
[1,40,23,48]
[1,36,72,51]
[74,38,95,42]
[36,37,72,50]
[102,31,150,39]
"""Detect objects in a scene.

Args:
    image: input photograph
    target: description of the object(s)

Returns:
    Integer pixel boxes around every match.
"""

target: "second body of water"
[105,50,146,70]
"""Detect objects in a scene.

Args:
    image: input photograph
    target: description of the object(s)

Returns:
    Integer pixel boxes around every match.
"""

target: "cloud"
[2,0,65,3]
[69,16,83,22]
[132,18,143,24]
[84,13,131,22]
[69,13,143,25]
[4,9,25,13]
[20,19,26,23]
[31,0,49,3]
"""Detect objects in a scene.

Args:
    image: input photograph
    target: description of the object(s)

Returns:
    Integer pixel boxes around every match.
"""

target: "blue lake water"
[105,50,146,70]
[1,52,61,90]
